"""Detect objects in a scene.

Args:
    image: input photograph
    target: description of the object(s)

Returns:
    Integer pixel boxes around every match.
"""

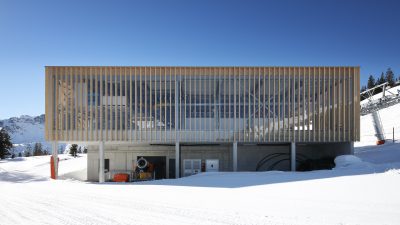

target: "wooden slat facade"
[45,66,360,143]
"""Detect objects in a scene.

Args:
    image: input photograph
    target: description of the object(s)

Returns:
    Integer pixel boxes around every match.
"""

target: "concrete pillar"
[99,141,105,183]
[290,142,296,171]
[175,142,180,178]
[233,142,238,171]
[350,142,354,155]
[52,141,58,179]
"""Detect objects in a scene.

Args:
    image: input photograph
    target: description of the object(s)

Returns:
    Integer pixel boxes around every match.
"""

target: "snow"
[333,155,365,168]
[1,144,400,225]
[360,85,400,105]
[0,154,87,182]
[358,87,400,147]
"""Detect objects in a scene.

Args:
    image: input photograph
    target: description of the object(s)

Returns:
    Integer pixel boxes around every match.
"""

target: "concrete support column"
[52,141,58,179]
[175,142,180,179]
[350,141,354,155]
[291,142,296,171]
[99,141,105,183]
[233,142,238,171]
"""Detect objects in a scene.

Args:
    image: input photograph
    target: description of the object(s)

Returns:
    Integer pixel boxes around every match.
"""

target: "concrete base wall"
[87,143,232,182]
[296,142,353,159]
[236,142,353,172]
[87,142,354,181]
[237,144,291,171]
[181,145,232,172]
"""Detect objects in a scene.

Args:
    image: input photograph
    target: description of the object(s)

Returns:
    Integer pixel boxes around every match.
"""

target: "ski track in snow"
[0,183,270,225]
[1,151,400,225]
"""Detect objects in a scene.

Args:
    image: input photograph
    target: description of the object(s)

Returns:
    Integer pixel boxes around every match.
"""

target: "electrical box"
[206,159,219,172]
[183,159,202,177]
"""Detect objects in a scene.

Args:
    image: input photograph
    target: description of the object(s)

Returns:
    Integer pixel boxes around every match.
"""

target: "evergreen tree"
[0,128,13,159]
[360,86,367,101]
[385,68,395,87]
[24,144,32,157]
[377,72,386,85]
[77,146,82,154]
[33,142,43,156]
[69,144,78,157]
[18,152,22,157]
[367,75,375,89]
[10,148,15,159]
[375,73,386,93]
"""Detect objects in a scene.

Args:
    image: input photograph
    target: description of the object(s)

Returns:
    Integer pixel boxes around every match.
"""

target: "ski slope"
[358,85,400,146]
[358,102,400,146]
[1,143,400,225]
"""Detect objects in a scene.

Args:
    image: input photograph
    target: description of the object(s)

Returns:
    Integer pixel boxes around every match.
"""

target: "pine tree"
[33,142,43,156]
[360,86,367,101]
[77,146,82,154]
[375,73,386,93]
[24,144,32,157]
[367,75,375,89]
[0,128,13,159]
[385,68,395,87]
[377,72,386,85]
[69,144,78,157]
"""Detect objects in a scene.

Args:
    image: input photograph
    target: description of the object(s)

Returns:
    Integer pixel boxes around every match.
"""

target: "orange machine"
[113,173,130,182]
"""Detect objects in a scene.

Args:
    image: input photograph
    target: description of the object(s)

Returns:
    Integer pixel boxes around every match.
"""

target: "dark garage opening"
[137,156,167,180]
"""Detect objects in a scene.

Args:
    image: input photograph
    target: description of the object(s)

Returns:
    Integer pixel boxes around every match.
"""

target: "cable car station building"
[45,66,360,182]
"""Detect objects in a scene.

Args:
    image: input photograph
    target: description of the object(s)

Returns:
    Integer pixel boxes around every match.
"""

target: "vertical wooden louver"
[45,66,360,143]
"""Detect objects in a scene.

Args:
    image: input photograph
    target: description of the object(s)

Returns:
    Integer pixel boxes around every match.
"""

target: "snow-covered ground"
[358,102,400,146]
[360,85,400,105]
[358,85,400,146]
[0,143,400,225]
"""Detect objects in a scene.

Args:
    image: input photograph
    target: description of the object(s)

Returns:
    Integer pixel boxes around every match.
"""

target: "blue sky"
[0,0,399,119]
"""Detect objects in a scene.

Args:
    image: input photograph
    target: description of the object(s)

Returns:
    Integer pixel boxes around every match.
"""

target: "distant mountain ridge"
[0,114,52,154]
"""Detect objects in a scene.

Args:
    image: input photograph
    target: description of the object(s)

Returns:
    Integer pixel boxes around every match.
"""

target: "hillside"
[0,114,54,154]
[358,85,400,146]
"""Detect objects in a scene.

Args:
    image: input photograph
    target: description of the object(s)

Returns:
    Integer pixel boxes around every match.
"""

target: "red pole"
[50,156,55,179]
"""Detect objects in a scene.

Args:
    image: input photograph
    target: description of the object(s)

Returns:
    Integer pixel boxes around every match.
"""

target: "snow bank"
[333,155,375,171]
[334,155,362,167]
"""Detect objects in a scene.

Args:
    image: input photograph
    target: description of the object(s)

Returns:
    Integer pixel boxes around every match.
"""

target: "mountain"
[0,114,53,155]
